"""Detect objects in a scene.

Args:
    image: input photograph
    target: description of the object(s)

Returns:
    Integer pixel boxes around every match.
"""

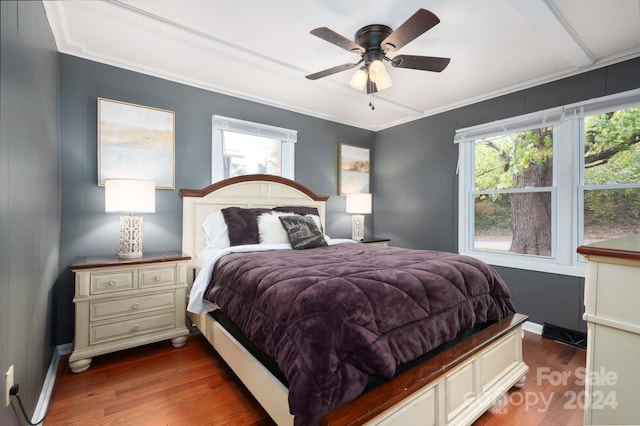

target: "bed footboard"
[190,311,527,426]
[321,313,528,426]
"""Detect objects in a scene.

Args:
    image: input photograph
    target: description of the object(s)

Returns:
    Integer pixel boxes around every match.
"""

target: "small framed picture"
[338,143,370,195]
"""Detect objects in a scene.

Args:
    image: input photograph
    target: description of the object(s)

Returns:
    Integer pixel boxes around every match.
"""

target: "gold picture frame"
[338,143,370,195]
[98,98,175,189]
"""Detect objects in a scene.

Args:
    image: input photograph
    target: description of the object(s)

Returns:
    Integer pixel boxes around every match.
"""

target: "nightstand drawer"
[90,292,175,321]
[90,271,135,295]
[140,266,176,288]
[90,311,176,344]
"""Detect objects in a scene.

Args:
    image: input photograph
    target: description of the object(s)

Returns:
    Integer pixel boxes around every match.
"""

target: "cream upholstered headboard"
[180,174,329,269]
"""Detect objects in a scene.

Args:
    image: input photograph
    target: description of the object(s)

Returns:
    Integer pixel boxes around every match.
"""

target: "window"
[457,89,640,276]
[581,107,640,245]
[212,115,296,182]
[473,127,554,257]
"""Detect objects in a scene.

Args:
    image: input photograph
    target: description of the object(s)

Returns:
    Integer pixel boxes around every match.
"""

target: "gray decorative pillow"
[278,215,328,250]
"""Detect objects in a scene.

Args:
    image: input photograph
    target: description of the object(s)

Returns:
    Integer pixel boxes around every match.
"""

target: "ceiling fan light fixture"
[349,67,368,91]
[307,9,450,106]
[368,59,388,84]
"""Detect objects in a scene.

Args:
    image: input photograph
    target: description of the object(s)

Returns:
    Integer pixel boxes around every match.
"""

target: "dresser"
[68,251,191,373]
[577,235,640,425]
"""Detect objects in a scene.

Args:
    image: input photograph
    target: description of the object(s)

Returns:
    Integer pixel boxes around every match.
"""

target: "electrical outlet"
[5,365,13,407]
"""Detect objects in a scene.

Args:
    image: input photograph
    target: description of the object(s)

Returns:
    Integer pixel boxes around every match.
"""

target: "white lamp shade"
[346,193,372,214]
[349,68,368,91]
[105,179,156,213]
[375,73,393,91]
[368,60,387,84]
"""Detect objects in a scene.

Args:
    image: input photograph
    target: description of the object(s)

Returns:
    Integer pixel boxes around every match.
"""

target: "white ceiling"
[44,0,640,131]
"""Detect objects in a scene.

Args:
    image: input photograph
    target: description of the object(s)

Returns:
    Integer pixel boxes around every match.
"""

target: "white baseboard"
[32,343,72,424]
[522,320,544,335]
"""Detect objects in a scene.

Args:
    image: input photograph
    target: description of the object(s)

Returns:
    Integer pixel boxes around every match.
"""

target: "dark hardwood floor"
[45,331,585,425]
[474,331,586,426]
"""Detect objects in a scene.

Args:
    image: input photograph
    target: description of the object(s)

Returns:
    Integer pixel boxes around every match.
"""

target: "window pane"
[474,127,553,191]
[583,107,640,185]
[474,192,552,256]
[583,187,640,244]
[474,194,512,253]
[223,131,281,178]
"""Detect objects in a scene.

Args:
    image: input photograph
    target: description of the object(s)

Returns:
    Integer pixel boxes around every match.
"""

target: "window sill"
[461,250,586,277]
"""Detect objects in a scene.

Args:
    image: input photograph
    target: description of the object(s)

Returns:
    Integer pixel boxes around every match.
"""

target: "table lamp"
[105,179,155,259]
[346,193,372,241]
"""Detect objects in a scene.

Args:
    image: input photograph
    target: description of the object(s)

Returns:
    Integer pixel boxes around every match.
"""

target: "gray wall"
[374,57,640,332]
[0,2,60,425]
[57,54,375,344]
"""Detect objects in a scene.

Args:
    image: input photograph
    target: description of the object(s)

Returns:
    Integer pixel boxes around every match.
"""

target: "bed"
[181,174,528,426]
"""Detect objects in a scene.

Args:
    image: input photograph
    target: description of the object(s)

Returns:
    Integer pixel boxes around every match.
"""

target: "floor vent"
[542,323,586,349]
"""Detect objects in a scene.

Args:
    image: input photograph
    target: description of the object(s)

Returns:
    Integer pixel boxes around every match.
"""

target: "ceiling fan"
[306,8,450,104]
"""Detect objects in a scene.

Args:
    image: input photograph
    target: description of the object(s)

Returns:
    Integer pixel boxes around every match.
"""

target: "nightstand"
[68,251,191,373]
[359,237,391,247]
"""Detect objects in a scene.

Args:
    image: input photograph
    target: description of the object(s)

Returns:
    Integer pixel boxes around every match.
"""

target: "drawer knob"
[132,303,140,310]
[154,275,162,282]
[109,280,116,286]
[132,325,139,332]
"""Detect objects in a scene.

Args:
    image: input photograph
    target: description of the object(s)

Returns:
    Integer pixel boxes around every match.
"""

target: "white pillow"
[201,210,230,248]
[257,213,290,244]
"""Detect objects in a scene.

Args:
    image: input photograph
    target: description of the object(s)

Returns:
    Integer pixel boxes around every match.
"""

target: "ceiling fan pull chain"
[369,94,375,110]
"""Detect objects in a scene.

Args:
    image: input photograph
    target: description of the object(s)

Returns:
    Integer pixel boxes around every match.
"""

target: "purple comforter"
[204,243,514,425]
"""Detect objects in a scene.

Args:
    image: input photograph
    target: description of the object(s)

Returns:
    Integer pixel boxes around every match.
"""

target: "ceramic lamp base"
[118,215,144,259]
[351,214,365,241]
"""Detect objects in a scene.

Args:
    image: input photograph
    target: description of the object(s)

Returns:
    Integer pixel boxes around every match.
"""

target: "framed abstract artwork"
[98,98,175,189]
[338,143,370,195]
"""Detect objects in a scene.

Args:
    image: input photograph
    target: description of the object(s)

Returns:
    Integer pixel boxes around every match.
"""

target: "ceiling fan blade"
[390,55,450,72]
[305,63,359,80]
[382,9,440,52]
[310,27,364,53]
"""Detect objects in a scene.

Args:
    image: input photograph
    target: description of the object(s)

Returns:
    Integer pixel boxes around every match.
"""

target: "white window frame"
[457,88,640,277]
[212,115,296,183]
